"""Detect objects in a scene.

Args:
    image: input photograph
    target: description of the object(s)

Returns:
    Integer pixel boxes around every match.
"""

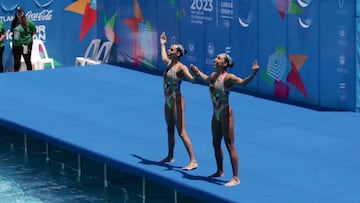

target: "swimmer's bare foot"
[208,171,224,178]
[224,177,240,186]
[159,157,174,163]
[182,161,198,170]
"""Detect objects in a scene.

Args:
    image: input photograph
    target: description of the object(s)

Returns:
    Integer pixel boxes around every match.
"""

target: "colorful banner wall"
[0,0,357,111]
[97,0,355,111]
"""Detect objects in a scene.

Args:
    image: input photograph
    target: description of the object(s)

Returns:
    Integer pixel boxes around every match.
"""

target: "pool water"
[0,128,202,203]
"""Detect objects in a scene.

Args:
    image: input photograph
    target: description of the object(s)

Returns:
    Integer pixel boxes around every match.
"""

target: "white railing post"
[174,190,178,203]
[104,164,108,187]
[142,178,146,203]
[77,154,82,178]
[45,142,50,162]
[24,134,28,154]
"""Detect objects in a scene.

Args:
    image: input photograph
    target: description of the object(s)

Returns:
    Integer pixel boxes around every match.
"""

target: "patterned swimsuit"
[210,74,230,121]
[164,64,181,108]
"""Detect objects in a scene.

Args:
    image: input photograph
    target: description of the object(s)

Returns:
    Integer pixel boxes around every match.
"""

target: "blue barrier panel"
[202,0,232,74]
[319,0,355,110]
[179,0,207,75]
[157,0,181,72]
[232,0,259,93]
[287,1,320,105]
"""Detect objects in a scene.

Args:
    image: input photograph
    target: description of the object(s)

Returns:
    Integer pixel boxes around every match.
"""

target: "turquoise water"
[0,128,202,203]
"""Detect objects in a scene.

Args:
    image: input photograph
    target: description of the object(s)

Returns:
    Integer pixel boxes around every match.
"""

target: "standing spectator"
[11,6,36,72]
[0,20,6,72]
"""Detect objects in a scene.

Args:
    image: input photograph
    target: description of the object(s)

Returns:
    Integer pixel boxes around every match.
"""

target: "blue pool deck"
[0,65,359,203]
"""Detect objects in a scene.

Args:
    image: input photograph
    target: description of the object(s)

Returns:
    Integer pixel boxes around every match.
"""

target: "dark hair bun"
[228,62,234,68]
[224,53,234,68]
[175,44,186,57]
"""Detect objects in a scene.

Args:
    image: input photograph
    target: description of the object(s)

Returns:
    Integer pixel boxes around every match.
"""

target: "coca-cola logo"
[26,10,53,21]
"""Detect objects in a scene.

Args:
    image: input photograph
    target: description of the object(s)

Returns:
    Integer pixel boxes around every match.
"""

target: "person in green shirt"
[11,6,36,72]
[0,21,6,73]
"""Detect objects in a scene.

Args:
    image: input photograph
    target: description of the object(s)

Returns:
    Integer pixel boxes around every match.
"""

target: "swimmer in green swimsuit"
[159,32,198,171]
[191,53,259,186]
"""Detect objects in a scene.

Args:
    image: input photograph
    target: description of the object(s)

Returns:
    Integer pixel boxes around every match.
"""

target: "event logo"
[104,12,120,43]
[337,82,347,101]
[189,0,214,24]
[62,0,118,65]
[297,0,311,8]
[297,0,312,29]
[1,0,54,12]
[270,0,303,19]
[337,53,347,75]
[239,0,312,29]
[262,46,308,98]
[123,0,156,68]
[339,0,345,8]
[187,40,196,55]
[65,0,97,41]
[337,27,347,46]
[266,50,288,81]
[238,0,253,28]
[1,3,18,12]
[185,40,197,62]
[207,42,215,56]
[204,42,215,65]
[298,17,311,29]
[220,0,233,27]
[225,46,231,54]
[339,55,346,66]
[33,0,54,7]
[238,13,252,28]
[170,36,176,45]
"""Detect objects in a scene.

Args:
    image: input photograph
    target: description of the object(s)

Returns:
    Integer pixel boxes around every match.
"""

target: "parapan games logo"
[1,0,54,11]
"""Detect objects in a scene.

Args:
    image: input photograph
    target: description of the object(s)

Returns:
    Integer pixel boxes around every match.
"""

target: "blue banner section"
[233,0,259,92]
[319,0,355,110]
[0,0,357,111]
[287,1,319,105]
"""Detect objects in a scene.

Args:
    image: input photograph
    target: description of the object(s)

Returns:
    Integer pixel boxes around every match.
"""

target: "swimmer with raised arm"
[191,53,259,186]
[159,32,198,171]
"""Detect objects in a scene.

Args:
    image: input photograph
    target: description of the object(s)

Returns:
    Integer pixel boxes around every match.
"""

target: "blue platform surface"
[0,65,359,203]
